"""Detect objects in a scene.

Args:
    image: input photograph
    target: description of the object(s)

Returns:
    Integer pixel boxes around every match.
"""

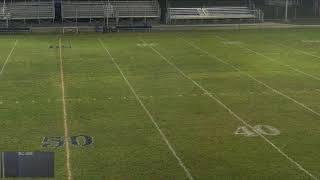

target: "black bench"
[0,27,31,33]
[115,25,152,32]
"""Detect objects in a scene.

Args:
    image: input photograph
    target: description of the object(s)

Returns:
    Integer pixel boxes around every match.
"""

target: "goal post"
[62,27,79,35]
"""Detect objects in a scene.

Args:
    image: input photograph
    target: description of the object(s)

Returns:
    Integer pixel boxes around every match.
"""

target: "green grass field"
[1,28,320,179]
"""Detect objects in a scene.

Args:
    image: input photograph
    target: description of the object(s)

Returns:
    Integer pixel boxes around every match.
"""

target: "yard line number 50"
[235,125,280,137]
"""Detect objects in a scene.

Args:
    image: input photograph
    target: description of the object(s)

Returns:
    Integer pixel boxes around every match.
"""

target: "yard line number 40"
[235,125,280,137]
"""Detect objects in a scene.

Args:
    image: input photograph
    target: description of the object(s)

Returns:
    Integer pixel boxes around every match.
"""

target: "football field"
[1,28,320,179]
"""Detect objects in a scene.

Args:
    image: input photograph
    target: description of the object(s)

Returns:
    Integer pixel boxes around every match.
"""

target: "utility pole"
[285,0,288,22]
[106,0,109,29]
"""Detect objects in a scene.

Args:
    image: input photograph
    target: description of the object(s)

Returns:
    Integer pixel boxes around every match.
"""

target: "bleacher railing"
[265,0,302,6]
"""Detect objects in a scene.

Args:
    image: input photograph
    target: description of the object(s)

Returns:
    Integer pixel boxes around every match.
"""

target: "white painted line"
[0,40,18,75]
[143,39,318,180]
[181,38,320,118]
[58,38,73,180]
[269,40,320,61]
[301,40,320,43]
[215,35,320,81]
[98,38,194,180]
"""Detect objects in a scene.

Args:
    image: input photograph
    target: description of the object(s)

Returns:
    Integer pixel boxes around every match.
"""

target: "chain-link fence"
[256,0,320,23]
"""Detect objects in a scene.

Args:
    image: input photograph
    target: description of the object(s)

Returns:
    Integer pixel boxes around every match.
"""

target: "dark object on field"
[116,24,152,32]
[0,27,31,33]
[95,25,104,33]
[0,152,54,178]
[49,42,72,49]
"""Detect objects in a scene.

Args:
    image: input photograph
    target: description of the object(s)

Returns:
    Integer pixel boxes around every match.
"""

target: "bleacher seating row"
[62,2,111,19]
[168,6,263,22]
[0,0,264,25]
[62,0,160,19]
[0,1,54,20]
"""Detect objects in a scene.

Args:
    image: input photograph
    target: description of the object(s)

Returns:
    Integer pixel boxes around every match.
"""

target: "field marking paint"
[302,40,320,43]
[142,39,318,180]
[58,38,72,180]
[98,38,194,180]
[234,126,258,137]
[270,40,320,62]
[215,35,320,81]
[137,43,157,47]
[235,125,280,137]
[181,38,320,119]
[0,40,18,75]
[255,125,281,136]
[222,41,242,45]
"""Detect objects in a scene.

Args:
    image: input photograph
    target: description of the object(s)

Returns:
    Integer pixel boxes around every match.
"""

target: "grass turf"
[0,28,320,179]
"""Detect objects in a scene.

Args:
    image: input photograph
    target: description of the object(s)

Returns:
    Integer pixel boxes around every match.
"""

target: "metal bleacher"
[113,1,160,18]
[167,6,264,23]
[204,7,256,19]
[0,1,54,21]
[62,0,160,21]
[62,2,111,19]
[168,8,203,19]
[265,0,302,6]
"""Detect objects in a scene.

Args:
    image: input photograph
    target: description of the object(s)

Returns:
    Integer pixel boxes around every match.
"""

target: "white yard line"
[0,40,18,75]
[180,38,320,118]
[215,35,320,81]
[98,38,194,180]
[59,38,73,180]
[269,40,320,61]
[142,39,318,180]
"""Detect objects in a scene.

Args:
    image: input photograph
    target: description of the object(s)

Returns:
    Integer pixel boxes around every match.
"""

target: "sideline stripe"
[58,38,72,180]
[180,37,320,119]
[215,35,320,81]
[0,40,18,75]
[270,40,320,61]
[98,38,194,180]
[142,39,318,180]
